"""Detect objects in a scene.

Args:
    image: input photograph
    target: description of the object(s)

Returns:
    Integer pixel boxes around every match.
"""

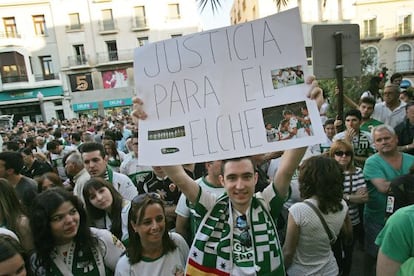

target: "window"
[106,40,118,61]
[101,9,115,30]
[33,15,46,36]
[68,13,81,30]
[40,56,54,79]
[168,3,180,19]
[0,52,28,83]
[398,14,412,35]
[137,36,148,47]
[3,17,18,38]
[363,17,377,37]
[134,6,147,28]
[73,44,87,65]
[396,44,412,72]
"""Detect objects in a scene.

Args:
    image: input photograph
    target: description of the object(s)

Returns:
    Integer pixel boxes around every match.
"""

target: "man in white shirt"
[372,84,406,128]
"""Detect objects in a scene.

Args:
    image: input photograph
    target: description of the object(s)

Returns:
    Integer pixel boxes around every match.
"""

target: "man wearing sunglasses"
[162,147,306,275]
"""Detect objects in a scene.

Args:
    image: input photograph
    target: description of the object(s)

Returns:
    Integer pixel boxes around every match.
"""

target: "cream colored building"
[231,0,414,84]
[0,0,201,123]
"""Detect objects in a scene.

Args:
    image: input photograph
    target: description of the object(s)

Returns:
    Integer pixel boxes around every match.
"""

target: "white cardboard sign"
[134,8,325,166]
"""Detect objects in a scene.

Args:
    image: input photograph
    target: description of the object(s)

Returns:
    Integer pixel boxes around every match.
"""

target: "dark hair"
[30,188,96,272]
[344,109,362,121]
[70,132,81,143]
[324,118,335,127]
[79,142,106,158]
[46,140,60,151]
[0,235,30,275]
[0,151,24,174]
[359,96,376,107]
[20,147,33,156]
[103,140,121,161]
[220,156,255,175]
[37,172,63,193]
[83,178,124,240]
[3,141,19,152]
[0,179,27,241]
[390,73,403,83]
[298,156,344,214]
[127,194,176,264]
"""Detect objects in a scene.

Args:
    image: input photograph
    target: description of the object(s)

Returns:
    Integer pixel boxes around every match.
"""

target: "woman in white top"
[115,193,189,276]
[83,177,130,244]
[283,156,352,276]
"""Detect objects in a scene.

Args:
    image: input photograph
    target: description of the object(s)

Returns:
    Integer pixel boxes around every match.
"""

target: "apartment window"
[106,40,118,61]
[168,4,180,19]
[102,9,115,30]
[69,13,81,30]
[363,17,377,37]
[40,56,54,79]
[3,17,18,38]
[0,52,28,83]
[137,36,148,47]
[398,14,412,35]
[73,44,87,65]
[33,15,46,36]
[134,6,147,28]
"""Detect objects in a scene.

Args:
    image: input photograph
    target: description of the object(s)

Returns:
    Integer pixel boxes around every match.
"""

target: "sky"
[198,0,233,30]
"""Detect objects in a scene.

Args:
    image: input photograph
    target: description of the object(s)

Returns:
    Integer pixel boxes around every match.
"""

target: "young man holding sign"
[133,98,306,275]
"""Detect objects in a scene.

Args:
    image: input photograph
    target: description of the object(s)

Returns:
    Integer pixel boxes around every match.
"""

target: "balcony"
[34,74,60,81]
[360,32,384,43]
[95,49,134,66]
[67,55,89,67]
[394,60,414,74]
[394,28,414,40]
[131,17,149,31]
[65,24,84,32]
[98,19,118,34]
[1,75,28,83]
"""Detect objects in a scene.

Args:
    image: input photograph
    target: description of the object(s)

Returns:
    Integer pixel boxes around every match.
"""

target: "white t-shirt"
[287,198,348,275]
[93,200,130,242]
[372,101,406,128]
[114,232,189,276]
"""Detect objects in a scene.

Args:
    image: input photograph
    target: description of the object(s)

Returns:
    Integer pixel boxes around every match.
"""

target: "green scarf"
[186,193,284,275]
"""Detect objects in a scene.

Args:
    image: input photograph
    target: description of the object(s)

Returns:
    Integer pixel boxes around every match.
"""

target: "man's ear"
[219,175,225,187]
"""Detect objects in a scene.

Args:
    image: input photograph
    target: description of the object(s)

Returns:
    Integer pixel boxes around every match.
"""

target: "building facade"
[0,0,201,123]
[230,0,414,84]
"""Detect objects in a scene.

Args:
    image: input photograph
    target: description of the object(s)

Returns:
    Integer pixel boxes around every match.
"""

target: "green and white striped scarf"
[186,193,285,276]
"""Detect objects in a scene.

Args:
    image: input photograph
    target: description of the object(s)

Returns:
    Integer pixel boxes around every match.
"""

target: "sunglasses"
[131,192,161,205]
[235,215,251,247]
[334,151,353,157]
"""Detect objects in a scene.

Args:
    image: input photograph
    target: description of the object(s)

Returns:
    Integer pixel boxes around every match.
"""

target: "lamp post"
[37,91,46,123]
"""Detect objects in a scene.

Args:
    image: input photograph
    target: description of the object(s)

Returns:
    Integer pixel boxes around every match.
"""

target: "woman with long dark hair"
[30,188,125,275]
[83,177,130,244]
[283,156,352,275]
[115,193,188,275]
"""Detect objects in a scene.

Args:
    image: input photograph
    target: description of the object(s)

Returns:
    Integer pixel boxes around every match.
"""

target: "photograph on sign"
[134,8,326,165]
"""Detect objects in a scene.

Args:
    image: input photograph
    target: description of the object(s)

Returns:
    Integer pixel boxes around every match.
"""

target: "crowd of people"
[0,72,413,275]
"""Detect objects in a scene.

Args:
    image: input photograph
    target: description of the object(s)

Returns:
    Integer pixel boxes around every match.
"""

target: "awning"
[0,86,63,101]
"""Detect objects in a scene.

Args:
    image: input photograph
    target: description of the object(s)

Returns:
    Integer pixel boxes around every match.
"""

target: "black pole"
[334,31,344,132]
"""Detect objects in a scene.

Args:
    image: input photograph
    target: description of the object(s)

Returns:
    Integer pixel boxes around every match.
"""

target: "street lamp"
[37,91,46,123]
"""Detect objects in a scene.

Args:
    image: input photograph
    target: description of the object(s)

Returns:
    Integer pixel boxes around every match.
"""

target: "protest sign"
[134,7,325,166]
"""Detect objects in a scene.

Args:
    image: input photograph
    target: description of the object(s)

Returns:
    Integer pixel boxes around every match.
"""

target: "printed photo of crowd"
[270,65,305,90]
[262,101,313,143]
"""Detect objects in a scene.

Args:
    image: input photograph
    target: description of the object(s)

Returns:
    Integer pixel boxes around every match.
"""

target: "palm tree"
[197,0,290,12]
